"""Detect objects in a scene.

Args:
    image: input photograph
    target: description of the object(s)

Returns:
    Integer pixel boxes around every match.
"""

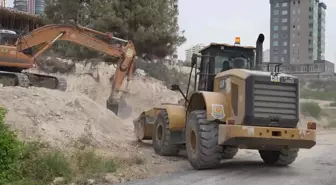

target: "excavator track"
[22,71,67,91]
[0,71,67,91]
[0,71,30,87]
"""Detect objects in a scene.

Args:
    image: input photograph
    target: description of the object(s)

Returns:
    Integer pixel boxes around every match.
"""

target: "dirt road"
[119,130,336,185]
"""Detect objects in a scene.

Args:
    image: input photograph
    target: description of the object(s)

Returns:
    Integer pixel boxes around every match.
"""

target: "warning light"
[234,37,241,45]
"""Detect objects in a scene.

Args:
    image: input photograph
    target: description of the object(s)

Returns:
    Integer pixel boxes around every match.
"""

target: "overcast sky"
[5,0,336,62]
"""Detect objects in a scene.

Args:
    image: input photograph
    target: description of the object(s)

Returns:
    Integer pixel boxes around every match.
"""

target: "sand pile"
[0,58,181,149]
[0,86,134,150]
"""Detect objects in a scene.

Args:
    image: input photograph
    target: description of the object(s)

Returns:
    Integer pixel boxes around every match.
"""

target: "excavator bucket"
[107,98,132,119]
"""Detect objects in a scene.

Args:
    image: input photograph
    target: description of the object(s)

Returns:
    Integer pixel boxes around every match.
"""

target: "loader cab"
[192,43,256,92]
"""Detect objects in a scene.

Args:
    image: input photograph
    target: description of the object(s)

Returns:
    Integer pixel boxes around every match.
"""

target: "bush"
[0,108,23,183]
[329,120,336,128]
[329,102,336,107]
[301,90,336,101]
[300,102,322,119]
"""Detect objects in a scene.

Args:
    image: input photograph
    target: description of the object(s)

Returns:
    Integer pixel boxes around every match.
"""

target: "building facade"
[185,44,205,62]
[14,0,44,15]
[269,0,327,64]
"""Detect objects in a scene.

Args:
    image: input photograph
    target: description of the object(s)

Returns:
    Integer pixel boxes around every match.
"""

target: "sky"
[5,0,336,62]
[177,0,336,61]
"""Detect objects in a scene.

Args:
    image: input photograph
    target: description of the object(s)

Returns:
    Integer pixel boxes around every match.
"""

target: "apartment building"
[14,0,45,15]
[185,44,206,62]
[269,0,327,64]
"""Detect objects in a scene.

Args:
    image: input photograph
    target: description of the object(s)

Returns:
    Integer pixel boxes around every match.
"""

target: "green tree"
[43,0,186,59]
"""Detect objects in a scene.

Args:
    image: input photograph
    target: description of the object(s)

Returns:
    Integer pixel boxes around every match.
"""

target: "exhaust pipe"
[255,34,265,70]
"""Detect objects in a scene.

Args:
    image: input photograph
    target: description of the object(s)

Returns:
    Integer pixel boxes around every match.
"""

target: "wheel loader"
[133,33,317,170]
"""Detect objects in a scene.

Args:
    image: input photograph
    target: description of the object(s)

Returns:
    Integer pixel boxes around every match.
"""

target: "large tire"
[259,148,299,166]
[186,110,222,170]
[152,110,180,156]
[222,146,239,159]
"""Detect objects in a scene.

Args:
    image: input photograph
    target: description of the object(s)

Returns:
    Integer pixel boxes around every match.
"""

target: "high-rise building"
[27,0,35,14]
[317,2,326,60]
[34,0,44,15]
[0,0,5,7]
[14,0,27,12]
[185,44,205,62]
[269,0,327,64]
[14,0,45,15]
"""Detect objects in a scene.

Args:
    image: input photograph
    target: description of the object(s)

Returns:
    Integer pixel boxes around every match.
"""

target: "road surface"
[120,130,336,185]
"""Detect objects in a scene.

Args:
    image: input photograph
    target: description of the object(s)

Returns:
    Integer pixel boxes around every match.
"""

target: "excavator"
[0,24,136,118]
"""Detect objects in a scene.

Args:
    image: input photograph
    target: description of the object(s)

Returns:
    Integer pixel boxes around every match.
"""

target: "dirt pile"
[0,86,134,150]
[1,59,182,149]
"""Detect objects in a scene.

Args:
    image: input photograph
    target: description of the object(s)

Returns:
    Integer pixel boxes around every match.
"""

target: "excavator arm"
[15,24,136,118]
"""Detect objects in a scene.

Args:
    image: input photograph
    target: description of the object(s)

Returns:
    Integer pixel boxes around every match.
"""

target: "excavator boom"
[14,24,136,118]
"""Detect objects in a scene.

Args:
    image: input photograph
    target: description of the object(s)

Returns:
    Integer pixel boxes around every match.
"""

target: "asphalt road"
[120,130,336,185]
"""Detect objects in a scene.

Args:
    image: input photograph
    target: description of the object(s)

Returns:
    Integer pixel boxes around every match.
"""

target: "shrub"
[329,102,336,107]
[0,108,23,183]
[300,102,322,119]
[301,90,336,101]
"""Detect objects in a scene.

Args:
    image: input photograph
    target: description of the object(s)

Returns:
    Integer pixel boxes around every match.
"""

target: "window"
[273,25,279,30]
[309,65,314,72]
[283,41,287,46]
[309,40,312,44]
[309,31,313,36]
[275,3,279,7]
[301,66,307,72]
[282,2,288,7]
[284,49,287,54]
[273,33,279,38]
[274,10,279,15]
[282,25,288,30]
[273,41,279,46]
[282,10,288,15]
[282,33,288,38]
[282,18,287,23]
[281,57,285,62]
[274,56,279,62]
[309,23,313,28]
[274,18,279,23]
[308,48,313,53]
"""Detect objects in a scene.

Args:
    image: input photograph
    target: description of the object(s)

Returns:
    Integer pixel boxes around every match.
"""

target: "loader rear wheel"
[259,148,299,166]
[152,110,180,156]
[222,146,238,159]
[186,110,221,170]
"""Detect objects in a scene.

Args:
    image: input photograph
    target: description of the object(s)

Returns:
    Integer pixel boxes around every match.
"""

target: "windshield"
[214,55,250,73]
[231,57,249,69]
[0,31,18,45]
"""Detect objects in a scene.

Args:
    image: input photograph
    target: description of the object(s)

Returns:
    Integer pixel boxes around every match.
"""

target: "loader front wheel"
[152,110,180,156]
[186,110,222,170]
[259,148,299,166]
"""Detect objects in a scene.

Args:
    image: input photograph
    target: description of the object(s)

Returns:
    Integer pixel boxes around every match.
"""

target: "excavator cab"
[0,29,19,45]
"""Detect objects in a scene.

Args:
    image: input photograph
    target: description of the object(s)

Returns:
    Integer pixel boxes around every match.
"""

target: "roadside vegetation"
[0,107,144,185]
[300,102,322,119]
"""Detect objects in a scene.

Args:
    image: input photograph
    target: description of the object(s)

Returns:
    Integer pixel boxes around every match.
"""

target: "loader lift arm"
[15,24,136,117]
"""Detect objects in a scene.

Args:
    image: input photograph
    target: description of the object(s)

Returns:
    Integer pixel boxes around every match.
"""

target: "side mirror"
[171,84,180,91]
[191,53,198,67]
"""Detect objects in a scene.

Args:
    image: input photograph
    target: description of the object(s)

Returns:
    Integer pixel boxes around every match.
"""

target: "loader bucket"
[107,99,132,119]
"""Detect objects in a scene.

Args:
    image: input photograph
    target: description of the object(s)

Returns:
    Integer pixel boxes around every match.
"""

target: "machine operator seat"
[221,60,231,72]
